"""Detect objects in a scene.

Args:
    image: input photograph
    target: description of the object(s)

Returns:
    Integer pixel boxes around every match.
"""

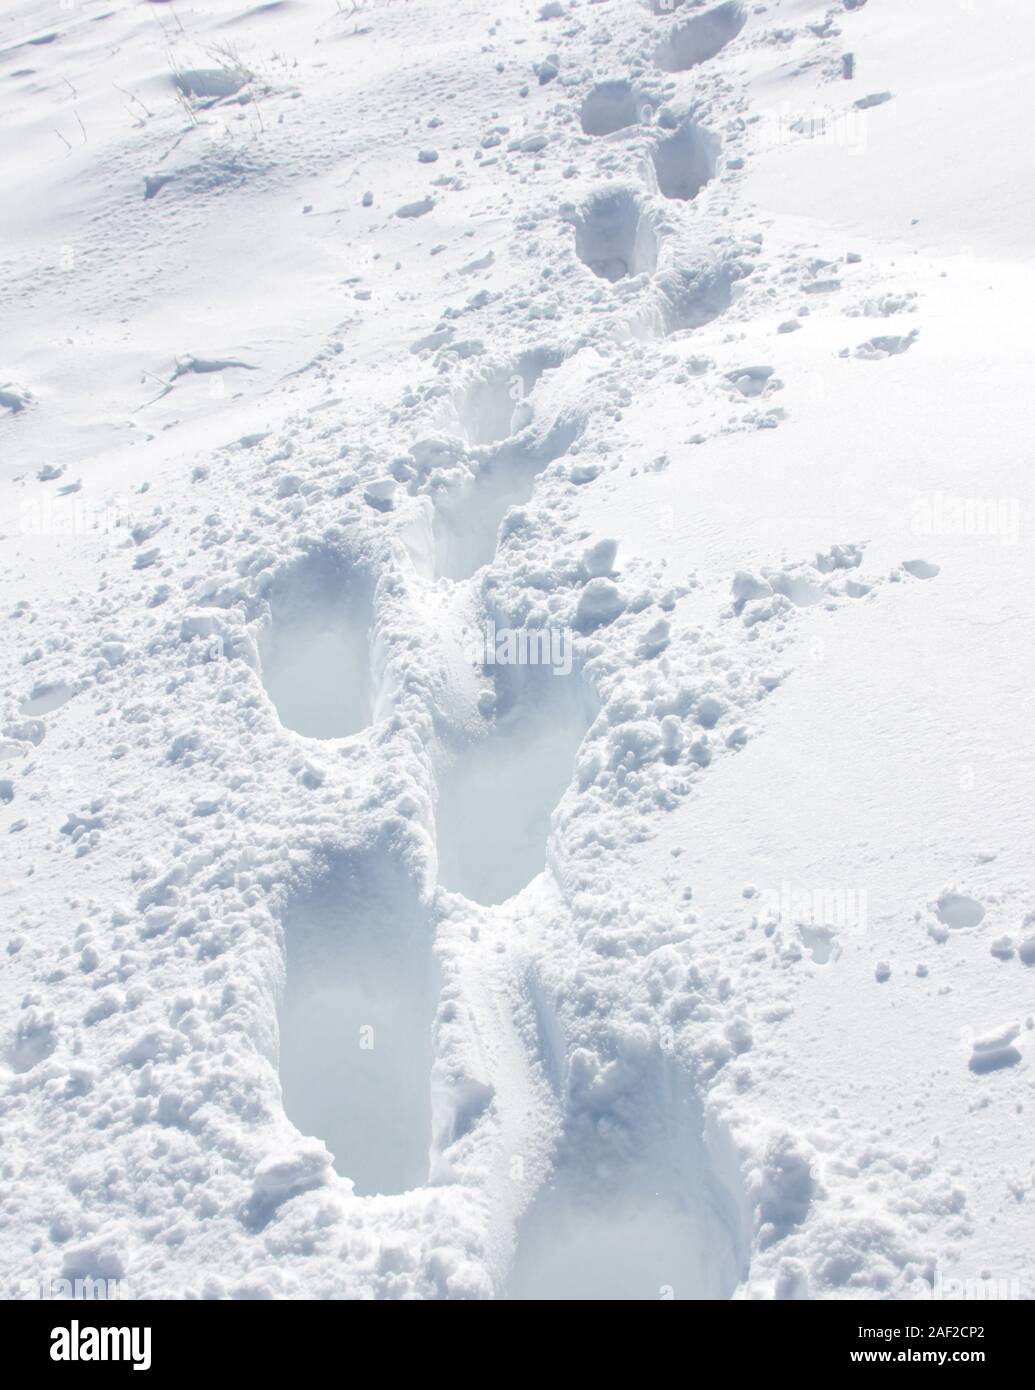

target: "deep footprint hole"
[436,664,598,906]
[572,188,658,284]
[258,549,374,739]
[277,850,439,1197]
[580,80,645,137]
[433,349,579,581]
[508,1060,747,1300]
[652,120,720,201]
[453,347,565,448]
[653,262,737,335]
[654,1,746,74]
[433,418,582,581]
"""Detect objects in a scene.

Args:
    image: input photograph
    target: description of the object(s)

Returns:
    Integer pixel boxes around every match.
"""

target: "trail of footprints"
[249,0,825,1297]
[429,2,739,580]
[0,0,943,1296]
[5,0,942,1301]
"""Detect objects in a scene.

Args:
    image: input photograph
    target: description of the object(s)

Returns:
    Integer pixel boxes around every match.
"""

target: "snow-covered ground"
[1,0,1033,1301]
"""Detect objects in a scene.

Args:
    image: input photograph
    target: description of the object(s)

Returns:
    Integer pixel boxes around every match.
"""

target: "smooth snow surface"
[2,0,1034,1304]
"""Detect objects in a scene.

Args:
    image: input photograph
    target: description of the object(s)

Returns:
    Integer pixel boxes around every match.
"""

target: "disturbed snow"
[1,0,1034,1302]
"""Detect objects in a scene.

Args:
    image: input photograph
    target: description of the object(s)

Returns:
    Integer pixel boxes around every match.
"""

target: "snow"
[1,0,1033,1303]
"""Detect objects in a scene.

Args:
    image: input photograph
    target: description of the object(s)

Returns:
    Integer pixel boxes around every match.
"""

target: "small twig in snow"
[114,82,154,119]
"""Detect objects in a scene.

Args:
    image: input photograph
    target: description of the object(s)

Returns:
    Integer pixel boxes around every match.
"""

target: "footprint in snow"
[652,119,720,202]
[653,1,747,74]
[257,548,374,740]
[580,80,645,138]
[568,188,658,283]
